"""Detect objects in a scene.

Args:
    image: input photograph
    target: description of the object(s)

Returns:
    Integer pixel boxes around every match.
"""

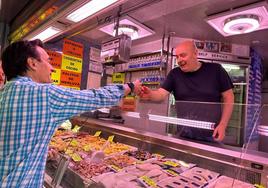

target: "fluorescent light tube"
[67,0,118,22]
[123,112,215,130]
[148,114,215,130]
[222,64,240,70]
[30,26,62,41]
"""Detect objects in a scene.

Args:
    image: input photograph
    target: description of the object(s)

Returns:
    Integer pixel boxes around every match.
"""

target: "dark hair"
[1,39,44,81]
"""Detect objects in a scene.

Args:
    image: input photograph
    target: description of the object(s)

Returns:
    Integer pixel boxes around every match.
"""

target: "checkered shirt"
[0,76,124,187]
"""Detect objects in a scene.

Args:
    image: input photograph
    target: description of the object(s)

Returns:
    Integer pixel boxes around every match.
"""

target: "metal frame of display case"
[44,116,268,187]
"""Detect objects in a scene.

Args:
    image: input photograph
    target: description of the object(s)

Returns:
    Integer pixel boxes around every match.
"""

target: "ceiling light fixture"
[99,16,154,40]
[223,14,260,34]
[66,0,118,23]
[113,24,139,39]
[30,26,62,41]
[205,1,268,36]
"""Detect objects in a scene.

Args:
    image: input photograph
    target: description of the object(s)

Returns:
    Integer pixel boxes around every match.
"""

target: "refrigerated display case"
[45,101,268,188]
[216,62,249,146]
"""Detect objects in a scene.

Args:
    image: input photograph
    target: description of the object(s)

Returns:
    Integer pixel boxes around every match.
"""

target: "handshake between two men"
[130,80,167,102]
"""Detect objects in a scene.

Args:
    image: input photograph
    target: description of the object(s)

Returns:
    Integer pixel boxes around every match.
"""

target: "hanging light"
[113,24,139,39]
[223,14,260,35]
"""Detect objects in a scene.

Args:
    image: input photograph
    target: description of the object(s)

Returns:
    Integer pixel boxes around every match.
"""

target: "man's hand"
[124,80,142,96]
[133,80,142,95]
[48,148,58,160]
[213,89,233,142]
[213,123,227,141]
[139,86,152,100]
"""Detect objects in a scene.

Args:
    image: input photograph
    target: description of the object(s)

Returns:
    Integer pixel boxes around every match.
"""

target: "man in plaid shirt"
[0,40,141,187]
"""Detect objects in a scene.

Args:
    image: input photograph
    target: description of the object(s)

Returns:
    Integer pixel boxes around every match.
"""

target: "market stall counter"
[45,102,268,188]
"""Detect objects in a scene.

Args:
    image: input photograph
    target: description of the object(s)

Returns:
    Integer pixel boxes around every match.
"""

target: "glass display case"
[44,101,268,188]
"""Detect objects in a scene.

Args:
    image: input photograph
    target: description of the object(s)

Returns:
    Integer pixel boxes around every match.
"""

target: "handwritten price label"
[65,149,73,155]
[110,165,121,172]
[70,153,82,162]
[140,176,157,187]
[108,135,114,142]
[83,145,91,152]
[165,169,179,176]
[72,125,81,133]
[94,131,102,137]
[164,160,179,167]
[70,140,78,147]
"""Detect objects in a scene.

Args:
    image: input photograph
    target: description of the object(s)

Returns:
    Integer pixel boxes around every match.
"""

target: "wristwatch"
[127,82,135,94]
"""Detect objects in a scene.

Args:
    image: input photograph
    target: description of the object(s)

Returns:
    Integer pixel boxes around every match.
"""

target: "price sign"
[108,135,114,142]
[94,131,102,137]
[164,160,179,167]
[139,176,157,187]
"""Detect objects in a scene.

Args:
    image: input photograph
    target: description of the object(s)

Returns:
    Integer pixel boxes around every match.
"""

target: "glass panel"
[243,104,268,153]
[123,101,261,146]
[46,100,267,187]
[221,63,248,83]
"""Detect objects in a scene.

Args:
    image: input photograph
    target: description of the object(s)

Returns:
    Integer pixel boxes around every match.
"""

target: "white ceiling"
[75,0,268,64]
[1,0,268,64]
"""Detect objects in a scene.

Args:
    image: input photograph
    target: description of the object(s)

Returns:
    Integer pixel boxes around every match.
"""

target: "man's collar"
[12,76,33,82]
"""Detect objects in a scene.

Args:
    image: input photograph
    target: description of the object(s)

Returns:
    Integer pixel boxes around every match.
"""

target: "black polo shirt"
[162,62,233,140]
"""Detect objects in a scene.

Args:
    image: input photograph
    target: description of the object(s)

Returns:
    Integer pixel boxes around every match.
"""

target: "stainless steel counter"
[69,116,268,185]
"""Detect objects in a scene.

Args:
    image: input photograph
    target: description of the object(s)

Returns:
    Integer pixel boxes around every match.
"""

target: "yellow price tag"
[65,149,73,155]
[108,135,114,142]
[110,165,121,172]
[70,153,82,162]
[125,96,135,99]
[70,140,78,147]
[83,145,91,152]
[72,125,81,133]
[254,184,265,188]
[164,160,179,167]
[94,131,102,137]
[140,176,157,187]
[166,169,179,176]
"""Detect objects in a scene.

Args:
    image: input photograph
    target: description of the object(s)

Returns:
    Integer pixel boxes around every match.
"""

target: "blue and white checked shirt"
[0,76,125,187]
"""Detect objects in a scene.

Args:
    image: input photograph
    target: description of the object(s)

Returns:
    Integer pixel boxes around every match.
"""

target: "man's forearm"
[219,89,234,127]
[123,84,131,96]
[220,103,234,127]
[149,89,167,102]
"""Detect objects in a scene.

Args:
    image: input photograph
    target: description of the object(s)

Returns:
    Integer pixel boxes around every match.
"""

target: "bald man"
[141,40,234,142]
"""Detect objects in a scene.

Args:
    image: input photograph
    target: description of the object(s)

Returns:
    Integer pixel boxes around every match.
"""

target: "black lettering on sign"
[66,66,78,71]
[113,81,123,84]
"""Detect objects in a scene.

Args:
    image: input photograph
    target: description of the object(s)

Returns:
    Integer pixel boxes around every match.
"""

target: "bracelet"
[127,82,135,93]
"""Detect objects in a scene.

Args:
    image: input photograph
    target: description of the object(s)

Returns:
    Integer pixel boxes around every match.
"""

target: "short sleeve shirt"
[162,62,233,102]
[162,62,233,128]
